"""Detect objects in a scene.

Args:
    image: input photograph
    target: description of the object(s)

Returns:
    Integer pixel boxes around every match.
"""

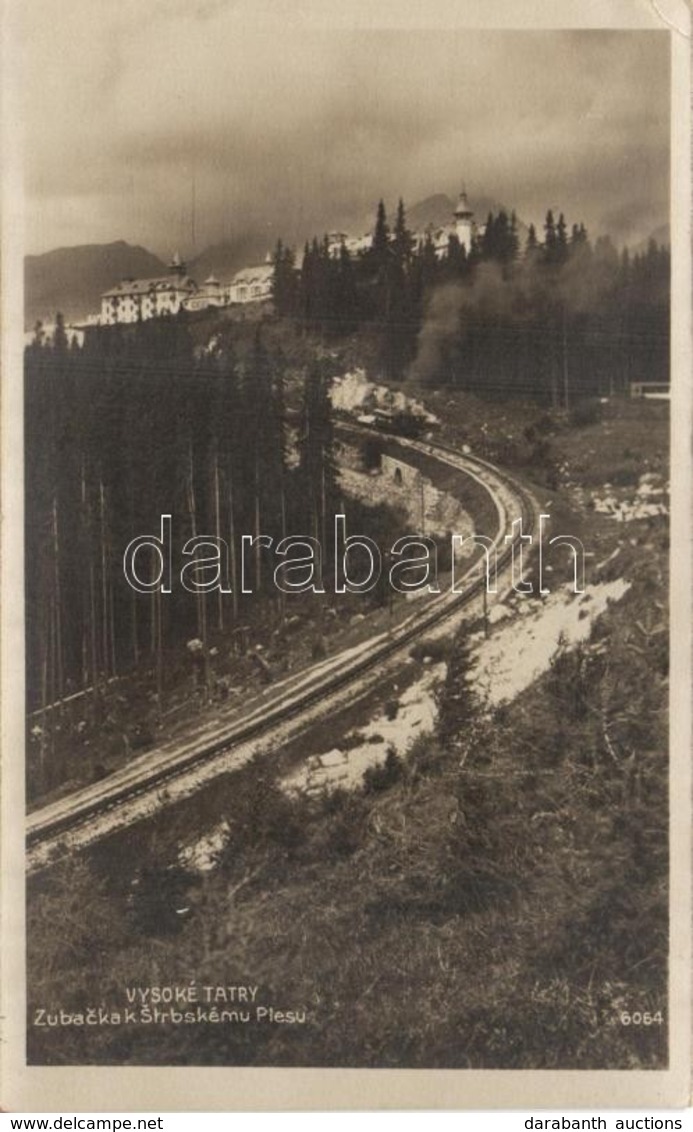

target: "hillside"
[633,224,670,255]
[24,241,167,327]
[189,236,270,283]
[402,193,529,241]
[24,190,531,329]
[26,396,669,1069]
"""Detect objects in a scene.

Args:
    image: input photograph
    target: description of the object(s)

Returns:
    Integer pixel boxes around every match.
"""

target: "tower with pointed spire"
[453,188,474,253]
[168,251,187,279]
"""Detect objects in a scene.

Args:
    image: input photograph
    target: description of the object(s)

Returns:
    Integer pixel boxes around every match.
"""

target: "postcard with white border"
[2,0,691,1112]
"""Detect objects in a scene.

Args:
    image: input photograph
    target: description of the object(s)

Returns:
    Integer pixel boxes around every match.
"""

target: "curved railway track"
[27,435,539,868]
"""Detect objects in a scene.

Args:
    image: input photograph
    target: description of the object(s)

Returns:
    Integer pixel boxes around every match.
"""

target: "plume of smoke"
[407,246,624,389]
[408,282,466,386]
[408,262,515,386]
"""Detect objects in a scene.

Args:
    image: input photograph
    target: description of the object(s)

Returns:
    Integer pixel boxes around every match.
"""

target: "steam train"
[364,407,434,439]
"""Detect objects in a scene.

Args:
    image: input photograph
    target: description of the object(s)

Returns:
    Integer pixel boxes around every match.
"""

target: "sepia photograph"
[2,0,691,1111]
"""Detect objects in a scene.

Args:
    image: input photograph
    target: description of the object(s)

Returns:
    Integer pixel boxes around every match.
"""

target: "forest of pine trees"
[24,195,669,791]
[272,200,669,399]
[24,317,340,780]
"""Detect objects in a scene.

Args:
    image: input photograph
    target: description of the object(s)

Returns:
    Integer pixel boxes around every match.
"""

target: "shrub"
[363,747,403,794]
[570,399,602,428]
[384,699,399,721]
[610,467,640,487]
[409,638,452,663]
[325,795,367,857]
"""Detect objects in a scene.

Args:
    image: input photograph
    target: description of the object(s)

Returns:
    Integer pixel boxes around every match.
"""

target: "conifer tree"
[297,361,338,562]
[437,631,479,753]
[272,240,298,317]
[371,199,390,273]
[392,198,412,269]
[556,212,568,263]
[544,209,557,261]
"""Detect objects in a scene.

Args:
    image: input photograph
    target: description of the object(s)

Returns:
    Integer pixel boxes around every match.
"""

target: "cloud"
[21,8,670,256]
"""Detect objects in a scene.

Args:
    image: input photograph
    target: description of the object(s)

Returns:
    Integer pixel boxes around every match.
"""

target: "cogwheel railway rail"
[26,435,538,863]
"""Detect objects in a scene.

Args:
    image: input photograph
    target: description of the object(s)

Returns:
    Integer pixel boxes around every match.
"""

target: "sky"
[21,1,670,258]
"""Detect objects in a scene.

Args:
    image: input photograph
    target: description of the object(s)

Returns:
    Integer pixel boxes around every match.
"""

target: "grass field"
[27,394,669,1070]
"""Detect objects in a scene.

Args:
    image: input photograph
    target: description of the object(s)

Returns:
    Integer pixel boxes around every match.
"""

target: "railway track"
[26,436,539,869]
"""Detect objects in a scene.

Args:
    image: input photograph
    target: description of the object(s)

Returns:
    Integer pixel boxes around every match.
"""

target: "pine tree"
[437,631,479,753]
[420,230,438,288]
[53,311,68,354]
[543,209,557,261]
[335,241,360,334]
[446,232,465,278]
[482,211,496,260]
[297,361,338,565]
[496,210,510,262]
[392,198,412,269]
[556,212,568,264]
[371,199,390,274]
[298,241,314,329]
[272,240,298,317]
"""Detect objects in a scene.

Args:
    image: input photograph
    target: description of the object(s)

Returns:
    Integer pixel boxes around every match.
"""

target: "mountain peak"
[24,242,167,327]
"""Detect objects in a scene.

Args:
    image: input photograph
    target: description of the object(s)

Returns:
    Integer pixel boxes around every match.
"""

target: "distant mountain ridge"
[26,195,667,329]
[188,237,269,283]
[632,224,670,255]
[24,194,526,328]
[24,241,168,327]
[25,193,525,328]
[24,238,273,328]
[362,193,530,241]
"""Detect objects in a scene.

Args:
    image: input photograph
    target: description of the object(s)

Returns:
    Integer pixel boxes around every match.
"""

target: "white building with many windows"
[99,252,275,325]
[227,262,274,305]
[329,189,478,262]
[184,274,226,312]
[100,254,198,325]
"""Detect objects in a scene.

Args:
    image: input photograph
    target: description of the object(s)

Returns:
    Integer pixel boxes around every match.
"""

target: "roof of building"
[454,190,473,217]
[230,264,274,286]
[102,276,197,299]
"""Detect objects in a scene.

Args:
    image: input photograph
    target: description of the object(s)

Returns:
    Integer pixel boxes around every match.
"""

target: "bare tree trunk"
[562,305,570,411]
[89,553,98,697]
[225,459,239,625]
[82,626,88,690]
[150,577,157,655]
[155,584,163,722]
[47,593,57,780]
[187,442,210,700]
[128,481,139,668]
[254,455,262,593]
[109,571,117,677]
[51,496,64,699]
[213,442,224,632]
[278,465,287,624]
[80,461,100,708]
[320,463,327,572]
[39,610,49,789]
[131,587,139,668]
[99,479,109,678]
